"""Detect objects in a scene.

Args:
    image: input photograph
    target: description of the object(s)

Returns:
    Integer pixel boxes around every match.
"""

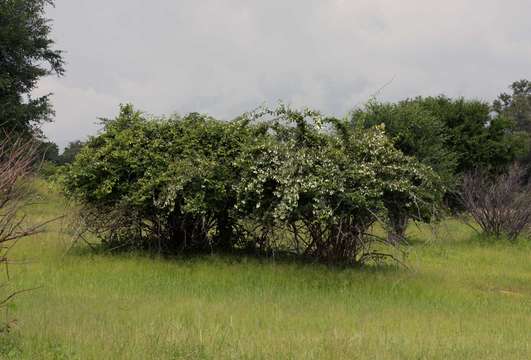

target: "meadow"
[1,180,530,359]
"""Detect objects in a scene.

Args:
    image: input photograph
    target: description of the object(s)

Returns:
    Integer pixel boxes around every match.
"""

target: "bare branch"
[459,164,531,240]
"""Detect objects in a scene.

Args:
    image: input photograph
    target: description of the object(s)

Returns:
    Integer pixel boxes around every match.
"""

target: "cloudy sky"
[37,0,531,148]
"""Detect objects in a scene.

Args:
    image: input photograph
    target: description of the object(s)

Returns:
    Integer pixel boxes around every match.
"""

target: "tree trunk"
[387,210,408,244]
[215,210,235,251]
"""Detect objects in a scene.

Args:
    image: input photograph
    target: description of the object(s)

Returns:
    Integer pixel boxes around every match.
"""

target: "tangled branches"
[0,134,57,328]
[460,165,531,240]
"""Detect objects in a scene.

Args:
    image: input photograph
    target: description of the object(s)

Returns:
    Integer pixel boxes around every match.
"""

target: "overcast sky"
[36,0,531,148]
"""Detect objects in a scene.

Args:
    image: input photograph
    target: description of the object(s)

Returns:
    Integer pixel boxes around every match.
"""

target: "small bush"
[460,164,531,240]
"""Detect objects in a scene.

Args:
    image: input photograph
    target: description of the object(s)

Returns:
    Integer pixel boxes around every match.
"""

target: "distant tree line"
[38,140,85,165]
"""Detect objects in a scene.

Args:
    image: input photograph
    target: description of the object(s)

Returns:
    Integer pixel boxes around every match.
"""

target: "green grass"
[1,180,530,359]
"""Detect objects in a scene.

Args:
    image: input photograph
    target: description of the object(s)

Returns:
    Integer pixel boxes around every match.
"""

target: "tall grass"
[1,180,530,359]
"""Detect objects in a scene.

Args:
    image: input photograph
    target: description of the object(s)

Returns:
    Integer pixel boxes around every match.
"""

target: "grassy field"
[1,180,530,359]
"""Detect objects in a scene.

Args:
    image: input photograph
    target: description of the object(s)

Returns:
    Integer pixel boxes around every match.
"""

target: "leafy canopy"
[349,99,457,189]
[64,105,253,251]
[0,0,64,135]
[413,96,518,174]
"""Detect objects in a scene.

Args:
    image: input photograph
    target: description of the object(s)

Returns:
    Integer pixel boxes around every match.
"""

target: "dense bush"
[236,106,442,263]
[64,104,442,265]
[63,105,252,252]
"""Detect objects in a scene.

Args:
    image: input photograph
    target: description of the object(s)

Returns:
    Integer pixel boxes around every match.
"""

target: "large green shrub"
[64,104,442,265]
[64,104,252,251]
[236,106,442,263]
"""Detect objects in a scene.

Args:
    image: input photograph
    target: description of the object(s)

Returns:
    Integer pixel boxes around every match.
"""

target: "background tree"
[350,95,519,238]
[492,80,531,175]
[414,96,518,175]
[350,100,454,240]
[59,140,84,164]
[493,79,531,132]
[36,139,59,163]
[0,0,64,136]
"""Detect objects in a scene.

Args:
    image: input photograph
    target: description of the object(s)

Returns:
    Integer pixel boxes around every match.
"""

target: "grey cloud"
[37,0,531,147]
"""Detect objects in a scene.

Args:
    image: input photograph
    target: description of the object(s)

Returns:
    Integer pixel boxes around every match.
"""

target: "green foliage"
[36,140,59,163]
[348,100,454,239]
[64,104,253,251]
[352,96,519,180]
[34,140,86,168]
[64,103,442,264]
[236,106,442,261]
[493,79,531,174]
[413,96,518,174]
[350,99,457,189]
[0,0,64,135]
[38,160,60,179]
[493,79,531,132]
[352,96,519,221]
[59,140,84,164]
